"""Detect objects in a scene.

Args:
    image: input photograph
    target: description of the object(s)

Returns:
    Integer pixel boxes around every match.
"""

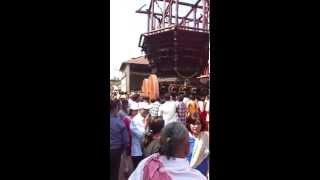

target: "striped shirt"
[177,101,187,124]
[150,101,161,117]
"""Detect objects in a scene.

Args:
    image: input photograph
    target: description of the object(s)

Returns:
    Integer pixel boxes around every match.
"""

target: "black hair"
[129,109,138,116]
[178,95,184,101]
[110,99,120,112]
[186,112,205,133]
[131,94,139,101]
[160,96,165,104]
[143,96,150,102]
[164,93,171,101]
[142,117,164,148]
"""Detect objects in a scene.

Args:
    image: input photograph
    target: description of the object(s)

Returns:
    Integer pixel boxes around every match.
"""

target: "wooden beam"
[162,0,166,28]
[158,0,203,9]
[161,0,174,26]
[130,71,152,76]
[179,0,201,26]
[136,10,205,23]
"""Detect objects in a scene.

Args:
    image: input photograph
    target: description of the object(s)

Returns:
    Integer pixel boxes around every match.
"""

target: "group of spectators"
[110,92,210,180]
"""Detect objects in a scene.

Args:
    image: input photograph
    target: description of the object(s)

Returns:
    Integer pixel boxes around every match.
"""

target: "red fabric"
[122,116,132,154]
[143,153,172,180]
[199,110,208,131]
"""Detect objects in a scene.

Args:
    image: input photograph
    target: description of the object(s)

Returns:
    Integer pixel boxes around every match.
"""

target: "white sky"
[110,0,148,79]
[110,0,203,79]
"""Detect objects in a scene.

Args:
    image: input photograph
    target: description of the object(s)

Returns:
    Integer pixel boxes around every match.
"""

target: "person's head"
[186,112,205,136]
[139,109,148,118]
[148,117,164,134]
[178,95,184,102]
[150,98,156,103]
[129,109,138,117]
[159,122,189,159]
[110,99,120,115]
[160,96,165,104]
[121,99,128,110]
[142,117,165,148]
[120,94,127,100]
[139,104,151,118]
[118,110,127,120]
[129,102,139,117]
[190,95,195,100]
[171,95,176,101]
[131,93,138,101]
[164,93,171,101]
[143,96,150,103]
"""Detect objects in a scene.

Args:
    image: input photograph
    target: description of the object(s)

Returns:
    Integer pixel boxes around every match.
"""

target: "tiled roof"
[127,56,149,65]
[119,56,149,71]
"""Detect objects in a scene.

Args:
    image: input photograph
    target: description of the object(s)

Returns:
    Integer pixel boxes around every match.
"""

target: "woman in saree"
[186,112,209,176]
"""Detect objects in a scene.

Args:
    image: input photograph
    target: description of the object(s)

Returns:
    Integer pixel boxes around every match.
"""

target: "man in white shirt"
[128,122,207,180]
[158,93,177,125]
[130,103,151,169]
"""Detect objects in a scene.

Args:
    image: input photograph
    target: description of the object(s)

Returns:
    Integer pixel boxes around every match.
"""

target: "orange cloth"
[141,75,159,100]
[148,74,159,100]
[186,100,198,115]
[141,79,149,97]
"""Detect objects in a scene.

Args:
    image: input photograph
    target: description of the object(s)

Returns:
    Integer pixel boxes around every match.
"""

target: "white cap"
[138,102,151,110]
[129,102,139,110]
[144,104,152,110]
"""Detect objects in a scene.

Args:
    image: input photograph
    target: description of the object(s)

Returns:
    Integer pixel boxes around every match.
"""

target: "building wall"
[120,65,130,93]
[130,74,149,91]
[120,63,151,93]
[120,76,126,93]
[126,65,130,92]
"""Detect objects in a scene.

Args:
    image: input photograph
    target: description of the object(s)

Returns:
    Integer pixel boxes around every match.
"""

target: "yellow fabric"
[189,131,209,168]
[186,100,197,115]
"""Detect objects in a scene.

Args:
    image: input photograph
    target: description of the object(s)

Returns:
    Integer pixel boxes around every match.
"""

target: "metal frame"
[136,0,210,33]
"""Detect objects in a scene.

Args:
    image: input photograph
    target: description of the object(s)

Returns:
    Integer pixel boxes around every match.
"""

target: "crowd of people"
[110,92,210,180]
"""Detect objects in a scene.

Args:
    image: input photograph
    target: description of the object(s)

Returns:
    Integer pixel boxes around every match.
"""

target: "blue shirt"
[186,135,209,175]
[110,113,129,150]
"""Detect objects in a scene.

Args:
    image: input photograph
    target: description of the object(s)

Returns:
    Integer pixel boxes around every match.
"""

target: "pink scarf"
[143,153,172,180]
